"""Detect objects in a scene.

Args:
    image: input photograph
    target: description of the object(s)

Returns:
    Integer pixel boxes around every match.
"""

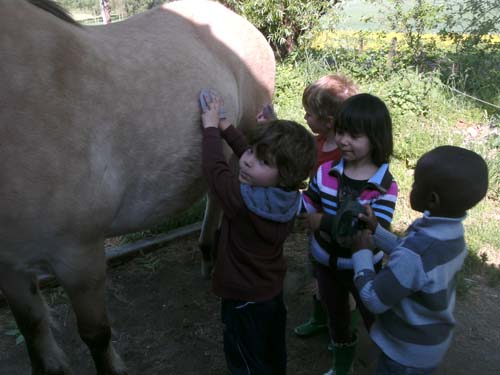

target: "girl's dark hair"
[335,93,393,165]
[250,120,317,190]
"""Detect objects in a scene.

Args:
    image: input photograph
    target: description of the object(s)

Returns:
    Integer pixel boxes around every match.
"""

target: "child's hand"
[200,91,220,129]
[351,229,374,254]
[358,205,378,233]
[200,89,231,130]
[256,104,277,124]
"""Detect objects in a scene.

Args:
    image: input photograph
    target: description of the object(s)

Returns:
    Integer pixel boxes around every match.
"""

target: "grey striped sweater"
[352,212,467,368]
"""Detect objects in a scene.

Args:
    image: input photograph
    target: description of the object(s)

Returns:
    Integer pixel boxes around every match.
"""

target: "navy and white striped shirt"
[352,212,467,368]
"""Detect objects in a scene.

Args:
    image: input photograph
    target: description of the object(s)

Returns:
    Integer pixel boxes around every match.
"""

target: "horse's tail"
[28,0,80,26]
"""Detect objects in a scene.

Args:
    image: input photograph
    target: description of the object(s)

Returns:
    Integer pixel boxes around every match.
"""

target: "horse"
[0,0,275,374]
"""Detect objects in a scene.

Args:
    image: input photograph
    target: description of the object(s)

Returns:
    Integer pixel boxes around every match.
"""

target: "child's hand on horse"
[256,103,277,124]
[200,91,220,129]
[200,90,231,130]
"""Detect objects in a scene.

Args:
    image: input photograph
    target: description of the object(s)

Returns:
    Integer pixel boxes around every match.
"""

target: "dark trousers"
[221,292,287,375]
[315,262,377,343]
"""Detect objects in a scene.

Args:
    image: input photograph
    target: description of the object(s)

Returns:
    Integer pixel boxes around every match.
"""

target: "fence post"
[387,37,397,68]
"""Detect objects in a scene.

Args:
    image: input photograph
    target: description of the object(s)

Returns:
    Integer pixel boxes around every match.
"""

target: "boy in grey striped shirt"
[351,145,488,374]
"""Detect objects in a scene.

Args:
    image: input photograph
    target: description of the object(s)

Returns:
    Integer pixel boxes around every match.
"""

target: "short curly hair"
[250,120,317,190]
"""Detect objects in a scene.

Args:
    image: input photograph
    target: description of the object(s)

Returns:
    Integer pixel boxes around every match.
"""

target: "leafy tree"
[368,0,445,68]
[57,0,165,16]
[57,0,101,13]
[220,0,340,60]
[440,0,500,51]
[120,0,164,16]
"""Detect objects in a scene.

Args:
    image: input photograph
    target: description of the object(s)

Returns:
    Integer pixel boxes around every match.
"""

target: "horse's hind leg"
[199,192,222,279]
[53,243,127,375]
[0,267,70,375]
[198,154,238,279]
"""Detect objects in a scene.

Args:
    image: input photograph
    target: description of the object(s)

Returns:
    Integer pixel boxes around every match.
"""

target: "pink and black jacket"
[302,159,399,270]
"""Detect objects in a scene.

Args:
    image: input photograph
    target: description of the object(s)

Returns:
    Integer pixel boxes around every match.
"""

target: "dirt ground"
[1,229,499,375]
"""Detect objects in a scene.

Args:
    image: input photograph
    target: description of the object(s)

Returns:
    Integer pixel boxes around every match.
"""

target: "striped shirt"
[352,212,467,368]
[302,159,398,268]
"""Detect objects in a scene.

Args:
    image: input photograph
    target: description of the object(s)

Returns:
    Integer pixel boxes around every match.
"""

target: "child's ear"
[427,191,441,211]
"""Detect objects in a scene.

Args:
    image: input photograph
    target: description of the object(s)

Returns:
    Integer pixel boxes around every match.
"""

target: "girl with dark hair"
[302,93,399,375]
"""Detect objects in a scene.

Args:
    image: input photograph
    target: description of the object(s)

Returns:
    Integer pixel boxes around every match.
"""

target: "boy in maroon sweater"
[200,90,316,374]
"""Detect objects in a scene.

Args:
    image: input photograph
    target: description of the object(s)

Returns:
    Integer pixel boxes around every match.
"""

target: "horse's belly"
[106,159,207,236]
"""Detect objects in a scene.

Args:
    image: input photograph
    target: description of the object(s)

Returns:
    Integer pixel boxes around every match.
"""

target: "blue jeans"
[376,352,436,375]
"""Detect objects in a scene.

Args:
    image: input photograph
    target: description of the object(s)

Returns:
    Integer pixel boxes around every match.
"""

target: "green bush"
[220,0,337,59]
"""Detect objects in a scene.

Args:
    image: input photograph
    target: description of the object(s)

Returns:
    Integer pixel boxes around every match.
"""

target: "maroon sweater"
[202,126,295,302]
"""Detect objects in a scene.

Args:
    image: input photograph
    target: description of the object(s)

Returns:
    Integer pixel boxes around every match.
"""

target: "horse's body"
[0,0,275,373]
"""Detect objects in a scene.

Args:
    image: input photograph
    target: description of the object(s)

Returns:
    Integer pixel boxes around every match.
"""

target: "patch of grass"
[135,253,163,273]
[457,247,500,296]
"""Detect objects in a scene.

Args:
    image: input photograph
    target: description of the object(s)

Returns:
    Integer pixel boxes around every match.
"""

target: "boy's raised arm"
[352,245,426,314]
[200,89,249,158]
[220,125,249,158]
[372,224,401,255]
[200,90,244,218]
[358,204,400,254]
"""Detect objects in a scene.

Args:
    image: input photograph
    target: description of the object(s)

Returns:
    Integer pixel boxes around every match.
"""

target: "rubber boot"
[327,308,359,352]
[294,295,327,337]
[323,335,357,375]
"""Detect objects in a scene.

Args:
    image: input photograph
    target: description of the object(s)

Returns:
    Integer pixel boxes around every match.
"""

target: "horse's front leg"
[53,242,127,375]
[0,266,70,375]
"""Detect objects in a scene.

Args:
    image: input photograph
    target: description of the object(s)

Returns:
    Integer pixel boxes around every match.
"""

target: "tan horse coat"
[0,1,274,374]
